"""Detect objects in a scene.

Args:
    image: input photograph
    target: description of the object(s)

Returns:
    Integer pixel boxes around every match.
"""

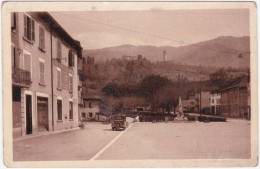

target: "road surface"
[13,119,250,161]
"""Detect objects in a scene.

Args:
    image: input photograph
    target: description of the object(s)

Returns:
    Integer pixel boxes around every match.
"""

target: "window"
[39,61,45,85]
[89,112,93,118]
[57,41,62,62]
[69,101,73,120]
[89,102,92,108]
[39,27,45,51]
[23,53,31,74]
[11,13,16,31]
[69,74,73,93]
[57,99,62,120]
[68,50,74,67]
[23,14,35,42]
[57,68,61,90]
[82,113,86,118]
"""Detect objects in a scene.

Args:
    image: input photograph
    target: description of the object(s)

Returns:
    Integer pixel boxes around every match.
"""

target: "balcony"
[12,68,31,87]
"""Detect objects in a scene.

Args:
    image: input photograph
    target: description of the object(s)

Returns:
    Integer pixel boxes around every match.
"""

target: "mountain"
[85,36,250,68]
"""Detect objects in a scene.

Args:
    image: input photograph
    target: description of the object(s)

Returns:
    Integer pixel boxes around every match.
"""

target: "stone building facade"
[11,12,82,138]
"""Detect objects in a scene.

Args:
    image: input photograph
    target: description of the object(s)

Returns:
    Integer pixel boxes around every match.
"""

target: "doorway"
[37,97,49,131]
[25,94,32,134]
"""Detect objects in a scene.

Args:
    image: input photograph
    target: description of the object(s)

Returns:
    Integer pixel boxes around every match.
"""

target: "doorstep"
[13,127,80,142]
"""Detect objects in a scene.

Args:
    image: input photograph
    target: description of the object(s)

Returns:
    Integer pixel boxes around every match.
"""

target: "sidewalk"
[13,127,80,142]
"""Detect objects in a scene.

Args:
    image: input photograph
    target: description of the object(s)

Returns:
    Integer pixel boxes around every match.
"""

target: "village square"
[10,10,251,160]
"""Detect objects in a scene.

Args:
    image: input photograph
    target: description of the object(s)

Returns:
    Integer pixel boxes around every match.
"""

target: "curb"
[13,127,80,142]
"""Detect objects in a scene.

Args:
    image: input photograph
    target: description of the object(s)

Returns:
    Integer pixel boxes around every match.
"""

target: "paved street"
[13,119,250,161]
[13,123,118,161]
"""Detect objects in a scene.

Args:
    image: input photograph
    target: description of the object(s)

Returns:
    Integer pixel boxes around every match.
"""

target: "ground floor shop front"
[12,86,79,138]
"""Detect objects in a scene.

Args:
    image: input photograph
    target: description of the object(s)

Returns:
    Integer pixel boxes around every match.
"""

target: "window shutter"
[57,41,61,62]
[24,54,31,73]
[11,46,15,68]
[14,47,17,68]
[39,27,45,49]
[13,13,16,29]
[31,20,35,41]
[27,18,31,40]
[57,70,61,89]
[68,50,74,67]
[39,28,41,48]
[11,13,14,28]
[40,62,44,83]
[24,15,27,38]
[11,13,16,30]
[72,53,74,66]
[42,29,45,49]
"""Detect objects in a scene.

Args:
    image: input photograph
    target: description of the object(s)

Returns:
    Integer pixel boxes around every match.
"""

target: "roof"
[36,12,83,57]
[218,75,249,92]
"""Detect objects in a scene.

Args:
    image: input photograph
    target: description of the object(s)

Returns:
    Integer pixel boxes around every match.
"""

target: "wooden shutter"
[42,29,45,49]
[24,14,27,38]
[57,41,61,62]
[69,102,73,119]
[11,13,16,30]
[40,62,44,84]
[57,69,61,89]
[72,53,74,66]
[39,27,45,49]
[11,46,15,68]
[31,20,35,41]
[24,54,31,73]
[68,50,74,67]
[57,100,62,120]
[27,17,31,40]
[69,75,73,92]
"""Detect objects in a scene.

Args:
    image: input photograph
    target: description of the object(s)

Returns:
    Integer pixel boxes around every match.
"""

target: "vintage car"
[111,114,127,131]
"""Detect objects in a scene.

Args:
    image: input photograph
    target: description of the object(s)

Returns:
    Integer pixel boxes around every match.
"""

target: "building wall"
[210,93,221,115]
[16,13,53,135]
[52,33,79,130]
[81,100,100,120]
[220,87,250,119]
[12,12,80,136]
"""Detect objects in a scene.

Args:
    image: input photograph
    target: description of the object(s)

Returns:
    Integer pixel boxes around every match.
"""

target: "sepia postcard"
[2,1,258,168]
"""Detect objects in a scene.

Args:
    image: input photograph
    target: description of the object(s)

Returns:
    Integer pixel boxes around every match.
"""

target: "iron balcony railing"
[12,68,32,86]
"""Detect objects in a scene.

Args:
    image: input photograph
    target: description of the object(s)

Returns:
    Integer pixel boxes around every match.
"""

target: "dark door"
[37,97,49,131]
[26,95,32,134]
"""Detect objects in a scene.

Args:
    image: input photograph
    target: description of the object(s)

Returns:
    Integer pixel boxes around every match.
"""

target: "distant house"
[81,96,102,121]
[218,75,250,119]
[210,92,221,115]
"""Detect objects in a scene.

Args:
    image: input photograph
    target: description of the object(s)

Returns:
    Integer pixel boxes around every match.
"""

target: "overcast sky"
[50,9,249,49]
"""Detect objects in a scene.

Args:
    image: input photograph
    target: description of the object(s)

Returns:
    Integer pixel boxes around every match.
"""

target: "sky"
[50,9,249,49]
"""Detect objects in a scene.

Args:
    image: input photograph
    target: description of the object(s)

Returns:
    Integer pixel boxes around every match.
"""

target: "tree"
[102,82,122,97]
[154,85,183,114]
[209,68,232,88]
[138,75,172,111]
[138,75,172,98]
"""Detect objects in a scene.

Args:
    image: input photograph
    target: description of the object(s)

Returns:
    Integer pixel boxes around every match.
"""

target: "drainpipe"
[50,30,54,131]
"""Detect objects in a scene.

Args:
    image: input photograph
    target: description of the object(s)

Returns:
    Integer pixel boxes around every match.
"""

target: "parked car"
[111,114,127,131]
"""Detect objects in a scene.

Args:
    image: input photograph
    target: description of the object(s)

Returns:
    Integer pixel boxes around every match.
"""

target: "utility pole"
[199,68,202,116]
